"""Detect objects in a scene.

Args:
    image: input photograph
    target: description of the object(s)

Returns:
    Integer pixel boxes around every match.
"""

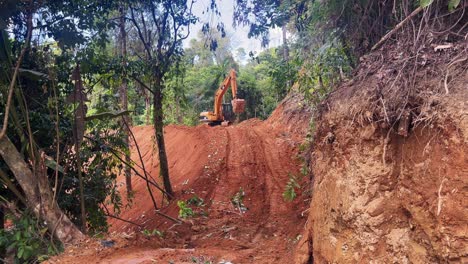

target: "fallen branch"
[154,210,181,224]
[84,110,132,121]
[371,6,423,51]
[102,204,143,227]
[122,118,164,208]
[82,135,169,196]
[83,134,180,224]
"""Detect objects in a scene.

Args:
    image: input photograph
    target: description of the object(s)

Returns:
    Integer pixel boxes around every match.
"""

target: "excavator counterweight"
[199,69,245,126]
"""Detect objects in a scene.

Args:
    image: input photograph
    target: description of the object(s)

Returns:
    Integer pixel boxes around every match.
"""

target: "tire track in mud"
[252,127,292,220]
[50,123,306,264]
[211,127,271,221]
[207,126,297,240]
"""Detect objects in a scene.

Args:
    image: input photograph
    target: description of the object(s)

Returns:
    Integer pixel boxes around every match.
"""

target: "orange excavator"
[199,69,245,126]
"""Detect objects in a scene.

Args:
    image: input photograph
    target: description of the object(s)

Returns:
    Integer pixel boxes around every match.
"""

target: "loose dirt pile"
[294,38,467,263]
[48,93,313,263]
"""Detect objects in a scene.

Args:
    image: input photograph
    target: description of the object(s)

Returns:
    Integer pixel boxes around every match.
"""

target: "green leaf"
[40,227,49,235]
[448,0,460,11]
[420,0,434,7]
[23,246,33,259]
[283,174,300,202]
[14,232,21,241]
[17,246,24,259]
[44,158,65,173]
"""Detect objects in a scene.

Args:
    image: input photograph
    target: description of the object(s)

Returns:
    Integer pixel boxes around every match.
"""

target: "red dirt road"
[49,118,308,263]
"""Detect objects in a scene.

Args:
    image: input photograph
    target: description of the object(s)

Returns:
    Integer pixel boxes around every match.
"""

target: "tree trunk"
[153,74,174,199]
[282,25,291,89]
[74,146,87,233]
[119,6,132,196]
[176,97,183,124]
[282,25,289,62]
[70,65,87,234]
[0,136,84,244]
[145,96,151,125]
[0,204,4,264]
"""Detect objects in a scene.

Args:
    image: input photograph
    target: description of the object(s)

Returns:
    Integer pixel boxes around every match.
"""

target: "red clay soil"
[48,109,310,263]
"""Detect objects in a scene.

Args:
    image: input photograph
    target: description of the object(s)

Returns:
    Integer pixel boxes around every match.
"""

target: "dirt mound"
[49,98,312,263]
[294,39,468,263]
[266,90,312,138]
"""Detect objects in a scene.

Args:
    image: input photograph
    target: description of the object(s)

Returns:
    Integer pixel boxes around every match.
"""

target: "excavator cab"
[222,103,234,122]
[199,69,245,126]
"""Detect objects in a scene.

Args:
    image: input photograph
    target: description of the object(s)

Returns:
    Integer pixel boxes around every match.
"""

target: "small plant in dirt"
[141,229,164,238]
[231,187,248,213]
[190,255,214,263]
[187,195,205,207]
[300,164,309,177]
[177,201,194,219]
[283,173,300,202]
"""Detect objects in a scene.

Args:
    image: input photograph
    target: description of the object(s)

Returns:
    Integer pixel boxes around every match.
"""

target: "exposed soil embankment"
[49,92,313,263]
[295,40,467,263]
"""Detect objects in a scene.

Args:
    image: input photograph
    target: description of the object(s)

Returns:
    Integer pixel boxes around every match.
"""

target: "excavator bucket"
[232,99,245,114]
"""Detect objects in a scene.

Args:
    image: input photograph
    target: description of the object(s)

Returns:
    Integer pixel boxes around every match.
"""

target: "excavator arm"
[213,69,238,118]
[199,69,245,125]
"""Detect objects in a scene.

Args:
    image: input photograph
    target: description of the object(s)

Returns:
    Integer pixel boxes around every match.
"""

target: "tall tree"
[119,5,132,196]
[127,0,197,198]
[0,0,86,243]
[69,65,88,234]
[0,0,120,245]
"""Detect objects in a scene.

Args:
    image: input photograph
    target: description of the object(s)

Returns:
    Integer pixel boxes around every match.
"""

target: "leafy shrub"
[141,229,164,238]
[186,195,205,207]
[0,213,61,263]
[283,174,300,202]
[177,201,194,219]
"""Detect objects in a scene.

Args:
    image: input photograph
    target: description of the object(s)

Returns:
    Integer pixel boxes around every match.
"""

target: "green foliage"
[177,201,194,219]
[283,174,300,202]
[58,121,125,234]
[233,0,289,46]
[448,0,460,11]
[141,229,164,238]
[295,32,353,104]
[187,195,205,207]
[420,0,434,8]
[0,213,62,263]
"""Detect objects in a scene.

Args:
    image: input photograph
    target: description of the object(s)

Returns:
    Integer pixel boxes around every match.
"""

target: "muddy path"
[49,119,308,264]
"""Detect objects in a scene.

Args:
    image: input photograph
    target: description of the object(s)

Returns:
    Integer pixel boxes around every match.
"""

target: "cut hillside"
[294,32,467,263]
[47,92,313,263]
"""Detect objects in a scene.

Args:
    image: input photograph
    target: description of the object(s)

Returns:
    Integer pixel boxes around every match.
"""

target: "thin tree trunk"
[71,65,87,234]
[282,25,289,62]
[0,204,4,264]
[74,147,87,233]
[0,136,84,244]
[176,100,183,124]
[282,25,291,89]
[119,6,132,196]
[145,96,151,125]
[153,74,174,199]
